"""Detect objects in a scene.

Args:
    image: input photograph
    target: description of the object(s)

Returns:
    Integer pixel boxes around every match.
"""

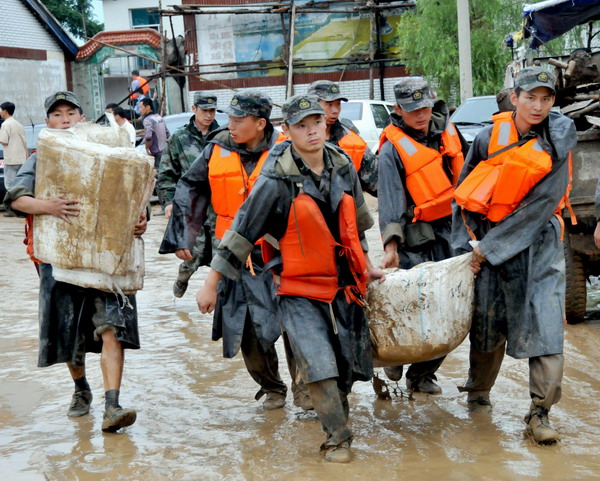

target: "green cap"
[307,80,348,102]
[193,92,217,109]
[219,90,273,119]
[44,91,82,115]
[393,77,435,112]
[281,95,324,125]
[514,67,556,94]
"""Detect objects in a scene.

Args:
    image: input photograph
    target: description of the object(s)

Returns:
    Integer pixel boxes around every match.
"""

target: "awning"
[523,0,600,48]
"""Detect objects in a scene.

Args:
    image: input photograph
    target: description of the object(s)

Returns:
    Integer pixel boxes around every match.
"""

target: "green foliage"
[41,0,104,39]
[396,0,522,105]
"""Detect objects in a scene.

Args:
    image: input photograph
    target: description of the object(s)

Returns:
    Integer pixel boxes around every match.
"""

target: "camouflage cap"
[282,95,325,125]
[219,90,273,119]
[393,77,435,112]
[514,67,556,94]
[193,92,217,109]
[306,80,348,102]
[44,91,82,114]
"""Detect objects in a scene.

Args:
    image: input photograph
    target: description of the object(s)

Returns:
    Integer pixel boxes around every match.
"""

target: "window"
[131,8,160,30]
[370,103,390,128]
[340,102,363,121]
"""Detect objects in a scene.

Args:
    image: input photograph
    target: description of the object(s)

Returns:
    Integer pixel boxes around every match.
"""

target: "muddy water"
[1,206,600,481]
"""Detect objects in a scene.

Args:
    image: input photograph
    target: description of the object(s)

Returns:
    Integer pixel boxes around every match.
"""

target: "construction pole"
[286,2,296,98]
[159,0,168,116]
[456,0,473,102]
[368,2,376,100]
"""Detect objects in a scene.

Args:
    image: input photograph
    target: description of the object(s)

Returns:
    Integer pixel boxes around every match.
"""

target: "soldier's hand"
[176,248,193,260]
[165,203,173,220]
[380,240,399,269]
[197,269,223,314]
[46,195,80,224]
[471,245,486,276]
[367,266,386,284]
[595,221,600,249]
[134,212,147,237]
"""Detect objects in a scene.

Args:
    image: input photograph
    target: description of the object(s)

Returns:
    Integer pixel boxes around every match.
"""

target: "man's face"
[140,103,151,116]
[228,115,265,144]
[283,114,326,155]
[46,103,84,129]
[318,99,342,125]
[193,105,216,129]
[394,104,432,133]
[510,87,555,129]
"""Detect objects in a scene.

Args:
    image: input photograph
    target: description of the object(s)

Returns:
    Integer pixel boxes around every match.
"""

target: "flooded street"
[1,206,600,481]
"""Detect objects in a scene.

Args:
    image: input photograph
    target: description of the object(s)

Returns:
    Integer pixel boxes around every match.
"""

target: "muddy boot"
[322,441,352,463]
[173,279,189,298]
[467,392,492,413]
[524,405,560,444]
[102,405,137,433]
[67,389,93,417]
[383,365,403,382]
[407,375,442,394]
[263,392,286,410]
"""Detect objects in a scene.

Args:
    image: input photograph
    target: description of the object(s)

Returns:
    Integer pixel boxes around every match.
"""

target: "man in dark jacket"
[451,67,576,444]
[378,77,469,394]
[157,92,220,297]
[160,90,289,410]
[196,95,385,462]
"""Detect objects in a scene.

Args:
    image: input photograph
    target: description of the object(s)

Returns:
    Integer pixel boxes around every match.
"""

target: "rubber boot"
[524,404,560,444]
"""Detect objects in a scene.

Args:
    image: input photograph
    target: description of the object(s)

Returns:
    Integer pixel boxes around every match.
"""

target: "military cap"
[514,67,556,94]
[193,92,218,109]
[219,90,273,119]
[307,80,348,102]
[44,91,82,115]
[282,95,325,125]
[393,77,435,112]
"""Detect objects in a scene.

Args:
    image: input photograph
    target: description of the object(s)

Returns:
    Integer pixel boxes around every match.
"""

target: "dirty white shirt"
[121,120,137,147]
[0,117,27,165]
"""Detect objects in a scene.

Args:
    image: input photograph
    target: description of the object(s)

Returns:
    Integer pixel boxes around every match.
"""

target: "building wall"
[0,0,68,124]
[102,0,185,36]
[189,77,403,119]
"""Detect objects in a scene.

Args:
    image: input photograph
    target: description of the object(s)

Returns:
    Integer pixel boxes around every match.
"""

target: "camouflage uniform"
[157,93,220,294]
[307,80,378,195]
[378,77,469,391]
[160,90,289,406]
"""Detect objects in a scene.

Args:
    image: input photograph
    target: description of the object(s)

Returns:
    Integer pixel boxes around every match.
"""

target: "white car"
[340,100,395,153]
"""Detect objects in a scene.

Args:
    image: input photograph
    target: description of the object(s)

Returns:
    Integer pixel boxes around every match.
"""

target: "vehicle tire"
[564,241,587,324]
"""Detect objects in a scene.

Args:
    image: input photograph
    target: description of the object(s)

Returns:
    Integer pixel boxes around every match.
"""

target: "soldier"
[307,80,378,195]
[452,67,576,443]
[157,92,220,297]
[197,95,385,462]
[378,77,469,394]
[160,90,289,410]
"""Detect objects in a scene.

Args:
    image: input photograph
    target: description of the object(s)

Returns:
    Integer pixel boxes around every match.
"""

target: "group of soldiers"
[4,65,574,463]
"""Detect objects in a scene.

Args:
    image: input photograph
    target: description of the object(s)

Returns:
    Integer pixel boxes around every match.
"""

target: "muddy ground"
[1,206,600,481]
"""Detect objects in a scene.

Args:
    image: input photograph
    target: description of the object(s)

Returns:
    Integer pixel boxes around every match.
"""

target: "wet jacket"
[378,100,469,268]
[379,121,464,222]
[451,111,577,359]
[328,119,378,196]
[159,125,283,357]
[210,140,374,390]
[157,115,220,205]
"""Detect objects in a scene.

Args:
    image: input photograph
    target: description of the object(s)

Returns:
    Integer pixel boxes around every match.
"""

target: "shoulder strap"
[487,137,529,160]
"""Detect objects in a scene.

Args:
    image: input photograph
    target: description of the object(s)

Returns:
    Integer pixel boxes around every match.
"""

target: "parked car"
[449,95,498,143]
[340,100,395,153]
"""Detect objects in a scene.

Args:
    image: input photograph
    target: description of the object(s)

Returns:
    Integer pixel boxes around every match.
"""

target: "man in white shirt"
[113,107,137,147]
[0,101,28,191]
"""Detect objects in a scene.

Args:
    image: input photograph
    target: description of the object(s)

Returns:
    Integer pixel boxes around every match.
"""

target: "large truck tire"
[564,241,587,324]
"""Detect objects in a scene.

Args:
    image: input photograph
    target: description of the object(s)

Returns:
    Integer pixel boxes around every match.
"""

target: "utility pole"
[456,0,473,102]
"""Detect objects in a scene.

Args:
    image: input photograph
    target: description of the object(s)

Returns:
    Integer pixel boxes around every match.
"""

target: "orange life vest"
[453,111,572,223]
[130,76,149,100]
[338,129,368,172]
[262,191,367,305]
[379,122,465,222]
[208,133,285,239]
[24,215,43,264]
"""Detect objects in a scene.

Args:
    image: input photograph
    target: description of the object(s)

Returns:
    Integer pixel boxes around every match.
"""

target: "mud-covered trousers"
[459,340,563,411]
[240,313,287,399]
